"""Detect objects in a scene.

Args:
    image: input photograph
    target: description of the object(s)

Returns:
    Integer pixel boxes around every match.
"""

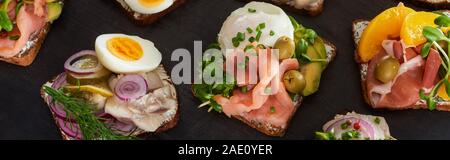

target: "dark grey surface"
[0,0,447,140]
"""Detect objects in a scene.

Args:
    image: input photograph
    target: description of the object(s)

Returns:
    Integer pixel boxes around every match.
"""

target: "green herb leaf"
[255,31,262,42]
[8,35,19,40]
[241,86,248,93]
[435,15,450,27]
[315,132,335,140]
[43,86,136,140]
[341,130,360,140]
[374,117,381,125]
[207,42,221,50]
[423,26,448,42]
[340,121,350,129]
[248,36,255,43]
[232,32,245,47]
[269,106,276,113]
[246,27,253,34]
[256,23,266,32]
[421,42,432,58]
[304,29,317,44]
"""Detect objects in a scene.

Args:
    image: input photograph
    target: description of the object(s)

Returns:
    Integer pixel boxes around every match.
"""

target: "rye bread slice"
[40,65,180,140]
[114,0,187,26]
[352,19,450,111]
[193,40,336,137]
[407,0,450,9]
[236,0,325,16]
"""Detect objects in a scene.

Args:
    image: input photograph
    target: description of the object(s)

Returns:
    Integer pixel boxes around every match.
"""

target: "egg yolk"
[138,0,164,7]
[107,37,143,61]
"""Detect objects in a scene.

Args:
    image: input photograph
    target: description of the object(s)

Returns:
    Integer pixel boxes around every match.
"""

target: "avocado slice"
[312,37,328,69]
[300,39,325,96]
[46,2,62,22]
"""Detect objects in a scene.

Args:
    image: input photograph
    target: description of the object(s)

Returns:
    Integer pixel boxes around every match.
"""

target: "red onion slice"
[325,117,375,140]
[114,74,148,101]
[64,50,103,75]
[56,117,83,140]
[48,73,70,119]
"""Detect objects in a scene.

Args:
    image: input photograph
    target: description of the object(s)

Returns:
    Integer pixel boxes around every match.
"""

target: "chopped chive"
[270,30,275,36]
[232,32,245,47]
[246,27,253,34]
[374,117,380,125]
[248,8,256,13]
[255,31,262,42]
[241,86,248,93]
[244,45,254,52]
[269,106,276,113]
[256,23,266,32]
[249,37,255,43]
[8,35,20,40]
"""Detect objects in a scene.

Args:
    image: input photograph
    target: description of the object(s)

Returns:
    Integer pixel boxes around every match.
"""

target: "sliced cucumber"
[66,67,112,86]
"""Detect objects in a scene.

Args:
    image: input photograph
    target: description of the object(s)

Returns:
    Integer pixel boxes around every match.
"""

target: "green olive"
[283,70,306,94]
[274,36,295,60]
[375,56,400,83]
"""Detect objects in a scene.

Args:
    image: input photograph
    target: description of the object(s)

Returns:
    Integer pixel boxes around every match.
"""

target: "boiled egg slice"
[218,2,294,50]
[95,34,162,74]
[124,0,174,14]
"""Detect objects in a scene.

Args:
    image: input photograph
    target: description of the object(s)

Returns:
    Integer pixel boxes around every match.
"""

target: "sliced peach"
[438,84,450,101]
[358,4,415,62]
[401,12,440,47]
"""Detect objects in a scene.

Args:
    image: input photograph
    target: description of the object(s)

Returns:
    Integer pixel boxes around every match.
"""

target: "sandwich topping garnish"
[193,2,332,134]
[419,15,450,110]
[315,112,394,140]
[43,86,136,140]
[356,3,450,110]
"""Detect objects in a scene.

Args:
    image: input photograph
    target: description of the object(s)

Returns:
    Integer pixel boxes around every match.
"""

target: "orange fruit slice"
[358,3,415,62]
[401,12,440,47]
[438,83,450,101]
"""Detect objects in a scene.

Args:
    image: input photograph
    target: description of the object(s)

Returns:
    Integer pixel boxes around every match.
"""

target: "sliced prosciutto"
[366,50,425,108]
[215,58,299,127]
[0,4,46,58]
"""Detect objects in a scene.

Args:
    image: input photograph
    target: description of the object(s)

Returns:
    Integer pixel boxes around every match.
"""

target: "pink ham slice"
[7,0,17,20]
[422,49,441,89]
[215,58,299,127]
[0,5,46,58]
[366,50,425,108]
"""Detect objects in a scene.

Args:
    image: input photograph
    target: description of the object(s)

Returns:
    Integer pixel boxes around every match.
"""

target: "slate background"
[0,0,446,140]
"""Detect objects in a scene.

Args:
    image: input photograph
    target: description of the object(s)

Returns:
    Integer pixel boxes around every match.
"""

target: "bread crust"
[40,71,180,140]
[237,0,324,16]
[0,23,51,67]
[408,0,450,9]
[115,0,187,26]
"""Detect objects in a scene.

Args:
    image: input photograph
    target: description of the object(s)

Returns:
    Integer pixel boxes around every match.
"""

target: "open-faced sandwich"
[354,3,450,111]
[237,0,325,16]
[315,112,394,140]
[41,34,178,140]
[0,0,62,66]
[193,2,336,137]
[114,0,187,26]
[407,0,450,9]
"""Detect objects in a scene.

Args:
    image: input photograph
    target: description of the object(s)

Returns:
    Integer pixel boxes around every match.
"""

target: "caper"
[274,36,295,60]
[283,70,306,94]
[375,56,400,83]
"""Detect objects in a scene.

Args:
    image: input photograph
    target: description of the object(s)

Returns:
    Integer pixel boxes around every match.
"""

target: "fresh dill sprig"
[43,86,137,140]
